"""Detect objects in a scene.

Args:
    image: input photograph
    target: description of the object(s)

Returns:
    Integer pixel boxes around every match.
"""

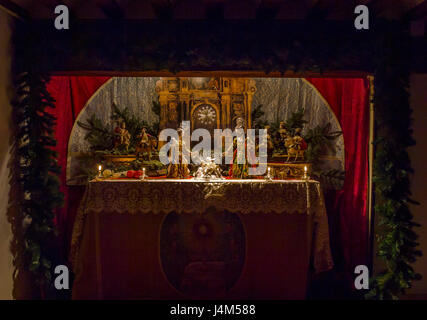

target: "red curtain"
[306,78,370,282]
[47,76,110,255]
[47,76,370,282]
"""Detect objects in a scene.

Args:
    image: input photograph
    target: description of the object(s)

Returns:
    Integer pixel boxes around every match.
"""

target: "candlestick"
[266,166,272,180]
[140,167,146,180]
[303,165,308,180]
[98,164,102,178]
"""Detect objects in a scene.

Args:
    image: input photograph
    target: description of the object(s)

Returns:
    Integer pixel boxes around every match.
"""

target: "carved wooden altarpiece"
[155,77,257,134]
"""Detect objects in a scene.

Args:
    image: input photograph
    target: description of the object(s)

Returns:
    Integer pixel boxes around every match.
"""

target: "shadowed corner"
[0,11,33,300]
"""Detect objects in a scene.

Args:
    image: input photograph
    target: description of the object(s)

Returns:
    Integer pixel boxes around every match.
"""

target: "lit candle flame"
[98,165,102,171]
[304,166,307,172]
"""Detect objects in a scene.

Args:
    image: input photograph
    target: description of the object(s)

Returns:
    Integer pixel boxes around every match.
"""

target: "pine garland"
[366,26,422,299]
[13,71,64,287]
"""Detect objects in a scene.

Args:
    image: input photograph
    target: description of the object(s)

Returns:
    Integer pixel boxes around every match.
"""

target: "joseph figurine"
[166,127,190,179]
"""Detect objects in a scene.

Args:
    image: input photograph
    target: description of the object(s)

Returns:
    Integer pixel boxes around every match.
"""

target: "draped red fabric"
[47,76,111,255]
[47,76,370,282]
[306,78,370,282]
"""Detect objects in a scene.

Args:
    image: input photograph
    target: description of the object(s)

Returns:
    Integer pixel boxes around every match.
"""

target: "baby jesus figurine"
[194,157,224,180]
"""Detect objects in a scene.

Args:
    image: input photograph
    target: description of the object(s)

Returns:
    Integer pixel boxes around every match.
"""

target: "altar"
[70,179,333,299]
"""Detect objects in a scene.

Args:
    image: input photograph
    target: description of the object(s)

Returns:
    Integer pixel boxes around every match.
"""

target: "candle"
[98,165,102,178]
[141,167,146,180]
[304,166,308,179]
[266,166,272,180]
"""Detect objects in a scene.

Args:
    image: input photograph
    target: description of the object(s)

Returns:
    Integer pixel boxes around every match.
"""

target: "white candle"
[266,166,272,180]
[304,166,307,173]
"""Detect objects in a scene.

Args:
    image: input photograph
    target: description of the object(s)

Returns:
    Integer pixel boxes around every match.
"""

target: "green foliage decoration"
[251,104,268,129]
[13,72,64,287]
[77,102,159,155]
[304,123,342,164]
[283,108,308,136]
[365,27,422,300]
[77,114,113,151]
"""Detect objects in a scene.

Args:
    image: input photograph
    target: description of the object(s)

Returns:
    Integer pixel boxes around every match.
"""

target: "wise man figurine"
[293,128,308,153]
[136,127,156,160]
[285,127,307,161]
[114,121,131,151]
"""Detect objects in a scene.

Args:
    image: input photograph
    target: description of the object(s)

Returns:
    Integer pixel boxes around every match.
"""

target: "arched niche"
[67,77,344,188]
[252,77,345,186]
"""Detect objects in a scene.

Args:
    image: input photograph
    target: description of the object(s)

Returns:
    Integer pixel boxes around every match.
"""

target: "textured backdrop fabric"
[47,76,369,282]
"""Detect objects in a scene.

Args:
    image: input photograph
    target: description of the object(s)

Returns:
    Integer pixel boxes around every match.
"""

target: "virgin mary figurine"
[227,118,255,179]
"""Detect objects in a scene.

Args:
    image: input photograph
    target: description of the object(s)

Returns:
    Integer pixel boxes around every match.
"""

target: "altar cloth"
[70,179,333,299]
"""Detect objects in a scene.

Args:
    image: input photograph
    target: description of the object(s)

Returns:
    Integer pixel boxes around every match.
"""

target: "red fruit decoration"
[134,170,143,178]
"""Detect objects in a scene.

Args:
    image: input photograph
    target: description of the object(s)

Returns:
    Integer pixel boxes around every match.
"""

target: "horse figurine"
[284,137,305,162]
[135,128,158,161]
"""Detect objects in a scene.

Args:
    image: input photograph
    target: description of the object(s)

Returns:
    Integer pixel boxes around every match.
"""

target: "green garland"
[12,19,420,299]
[13,71,64,289]
[366,27,422,299]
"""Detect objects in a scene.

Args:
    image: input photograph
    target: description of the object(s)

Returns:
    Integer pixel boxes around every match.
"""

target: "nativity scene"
[1,0,424,304]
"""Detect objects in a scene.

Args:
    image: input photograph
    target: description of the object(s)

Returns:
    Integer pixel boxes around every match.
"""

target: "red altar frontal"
[70,179,333,299]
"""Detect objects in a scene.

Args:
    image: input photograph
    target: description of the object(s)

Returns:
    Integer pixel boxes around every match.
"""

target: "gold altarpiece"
[155,77,257,133]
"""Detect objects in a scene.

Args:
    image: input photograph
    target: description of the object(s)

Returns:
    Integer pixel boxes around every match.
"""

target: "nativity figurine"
[166,127,190,179]
[135,127,157,161]
[226,117,254,179]
[194,157,224,180]
[114,121,131,152]
[285,128,307,161]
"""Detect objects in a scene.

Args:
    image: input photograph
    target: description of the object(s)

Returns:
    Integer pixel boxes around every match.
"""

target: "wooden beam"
[50,70,372,78]
[0,0,29,20]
